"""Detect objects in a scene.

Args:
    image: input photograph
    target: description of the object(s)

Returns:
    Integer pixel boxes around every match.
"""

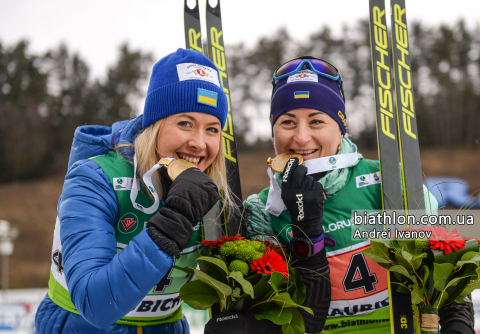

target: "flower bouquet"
[176,235,312,334]
[363,226,480,334]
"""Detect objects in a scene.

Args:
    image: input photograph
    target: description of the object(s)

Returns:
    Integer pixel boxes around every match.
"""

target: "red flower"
[250,248,290,279]
[252,239,289,259]
[420,226,466,255]
[201,234,246,247]
[451,228,480,246]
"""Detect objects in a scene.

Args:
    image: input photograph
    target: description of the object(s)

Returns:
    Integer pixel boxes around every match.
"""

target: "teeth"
[178,153,201,165]
[293,150,316,155]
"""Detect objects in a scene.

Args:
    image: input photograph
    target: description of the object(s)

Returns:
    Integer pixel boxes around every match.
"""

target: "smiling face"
[273,108,343,160]
[156,112,222,171]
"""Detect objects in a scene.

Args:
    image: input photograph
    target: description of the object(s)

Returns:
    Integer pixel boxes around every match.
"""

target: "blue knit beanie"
[270,69,346,135]
[142,48,228,130]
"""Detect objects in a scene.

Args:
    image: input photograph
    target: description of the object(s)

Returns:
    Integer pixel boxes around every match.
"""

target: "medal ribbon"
[130,155,174,214]
[265,148,359,217]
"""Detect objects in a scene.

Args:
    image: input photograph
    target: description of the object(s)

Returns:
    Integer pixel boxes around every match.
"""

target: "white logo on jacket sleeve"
[356,172,381,188]
[176,63,220,87]
[296,194,304,221]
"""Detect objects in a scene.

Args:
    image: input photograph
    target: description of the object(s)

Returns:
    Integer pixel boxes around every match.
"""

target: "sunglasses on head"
[272,56,345,102]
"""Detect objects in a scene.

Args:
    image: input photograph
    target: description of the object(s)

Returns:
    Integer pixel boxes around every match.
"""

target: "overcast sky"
[1,0,479,140]
[1,0,479,79]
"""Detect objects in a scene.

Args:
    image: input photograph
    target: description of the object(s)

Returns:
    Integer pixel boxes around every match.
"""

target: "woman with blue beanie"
[242,57,448,334]
[34,48,233,334]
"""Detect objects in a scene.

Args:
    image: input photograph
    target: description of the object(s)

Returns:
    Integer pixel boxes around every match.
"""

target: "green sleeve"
[243,194,277,243]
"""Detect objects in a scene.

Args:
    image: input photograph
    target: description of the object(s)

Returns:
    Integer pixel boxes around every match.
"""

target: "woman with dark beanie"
[34,48,235,334]
[240,57,473,334]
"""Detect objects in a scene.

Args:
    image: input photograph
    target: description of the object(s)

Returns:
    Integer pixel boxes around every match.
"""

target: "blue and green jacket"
[34,116,191,334]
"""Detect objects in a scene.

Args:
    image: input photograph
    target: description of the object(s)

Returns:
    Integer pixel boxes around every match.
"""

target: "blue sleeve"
[58,159,174,328]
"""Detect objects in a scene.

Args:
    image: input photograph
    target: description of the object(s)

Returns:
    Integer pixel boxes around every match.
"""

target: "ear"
[338,126,344,147]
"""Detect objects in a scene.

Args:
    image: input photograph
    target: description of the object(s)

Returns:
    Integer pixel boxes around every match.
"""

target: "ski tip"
[184,0,199,13]
[206,0,221,13]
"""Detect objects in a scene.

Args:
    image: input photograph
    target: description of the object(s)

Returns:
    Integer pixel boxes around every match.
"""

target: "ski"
[204,0,244,238]
[368,0,422,332]
[184,0,244,241]
[184,0,204,54]
[184,0,221,242]
[389,1,425,332]
[390,0,424,214]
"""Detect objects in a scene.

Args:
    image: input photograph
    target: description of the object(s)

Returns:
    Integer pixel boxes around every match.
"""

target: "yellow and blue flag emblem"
[294,91,309,99]
[197,88,218,108]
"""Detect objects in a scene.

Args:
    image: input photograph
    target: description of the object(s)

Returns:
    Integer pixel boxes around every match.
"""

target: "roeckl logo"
[296,194,304,220]
[283,158,295,182]
[216,314,239,322]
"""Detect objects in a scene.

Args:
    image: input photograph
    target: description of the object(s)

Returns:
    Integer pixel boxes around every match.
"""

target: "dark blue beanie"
[143,48,228,130]
[270,71,346,135]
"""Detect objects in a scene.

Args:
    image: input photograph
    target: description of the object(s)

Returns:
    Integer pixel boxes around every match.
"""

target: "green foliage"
[370,241,390,261]
[179,241,309,332]
[433,263,455,291]
[366,231,480,313]
[268,271,285,295]
[198,256,230,274]
[179,280,220,310]
[229,271,254,298]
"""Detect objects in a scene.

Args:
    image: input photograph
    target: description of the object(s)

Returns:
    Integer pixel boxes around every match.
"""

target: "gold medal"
[158,158,197,180]
[266,153,303,173]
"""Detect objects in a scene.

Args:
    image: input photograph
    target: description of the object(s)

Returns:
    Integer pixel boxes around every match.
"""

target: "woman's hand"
[281,157,324,238]
[148,167,219,256]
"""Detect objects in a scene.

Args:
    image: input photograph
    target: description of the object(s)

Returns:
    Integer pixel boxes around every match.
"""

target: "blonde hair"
[117,118,237,216]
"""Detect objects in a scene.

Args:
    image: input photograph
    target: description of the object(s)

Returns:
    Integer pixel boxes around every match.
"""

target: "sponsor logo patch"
[286,226,293,240]
[338,110,347,126]
[176,63,220,87]
[113,177,133,191]
[216,314,239,322]
[283,158,295,182]
[197,88,218,107]
[328,156,339,166]
[117,212,140,234]
[52,249,63,274]
[287,70,318,83]
[296,194,304,221]
[356,172,381,188]
[294,91,310,99]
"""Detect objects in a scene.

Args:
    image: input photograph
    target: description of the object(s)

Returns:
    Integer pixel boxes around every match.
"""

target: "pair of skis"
[369,0,424,333]
[184,1,244,239]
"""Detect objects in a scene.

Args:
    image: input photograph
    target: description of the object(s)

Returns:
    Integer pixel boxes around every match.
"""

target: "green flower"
[229,260,249,275]
[219,241,238,258]
[253,251,264,260]
[415,238,430,252]
[251,241,266,254]
[235,243,257,262]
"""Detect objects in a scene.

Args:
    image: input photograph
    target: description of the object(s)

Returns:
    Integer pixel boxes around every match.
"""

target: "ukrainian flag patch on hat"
[294,91,309,99]
[197,88,218,107]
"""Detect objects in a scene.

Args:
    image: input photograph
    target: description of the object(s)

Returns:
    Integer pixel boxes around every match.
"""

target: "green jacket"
[244,158,438,334]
